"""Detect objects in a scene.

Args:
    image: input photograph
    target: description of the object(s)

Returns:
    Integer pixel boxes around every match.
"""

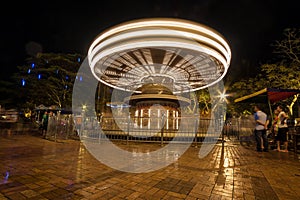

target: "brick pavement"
[0,134,299,200]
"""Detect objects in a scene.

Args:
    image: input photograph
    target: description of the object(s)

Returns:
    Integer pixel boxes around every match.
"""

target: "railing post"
[54,117,58,142]
[98,116,101,143]
[194,118,199,148]
[127,115,130,145]
[221,115,225,147]
[161,115,164,146]
[237,118,240,140]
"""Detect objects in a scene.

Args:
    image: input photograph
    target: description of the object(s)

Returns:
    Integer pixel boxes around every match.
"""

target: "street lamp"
[219,91,228,145]
[220,91,229,104]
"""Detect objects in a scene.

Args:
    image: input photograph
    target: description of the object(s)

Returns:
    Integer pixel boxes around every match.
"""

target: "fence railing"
[45,114,261,144]
[45,114,77,141]
[76,116,226,145]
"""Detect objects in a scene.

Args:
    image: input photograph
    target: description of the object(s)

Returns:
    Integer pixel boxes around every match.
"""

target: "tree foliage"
[13,53,83,110]
[230,28,300,116]
[272,28,300,65]
[196,89,211,115]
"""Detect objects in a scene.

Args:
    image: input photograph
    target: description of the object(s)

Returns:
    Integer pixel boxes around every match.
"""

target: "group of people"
[253,104,289,152]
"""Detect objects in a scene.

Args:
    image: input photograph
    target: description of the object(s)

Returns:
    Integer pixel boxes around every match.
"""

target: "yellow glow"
[223,157,229,167]
[89,29,230,65]
[220,92,228,100]
[88,18,231,60]
[88,18,231,93]
[90,40,228,93]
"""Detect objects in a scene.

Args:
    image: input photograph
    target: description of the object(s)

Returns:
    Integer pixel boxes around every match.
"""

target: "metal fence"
[46,113,77,141]
[45,112,261,144]
[75,115,225,145]
[40,113,300,152]
[226,116,255,141]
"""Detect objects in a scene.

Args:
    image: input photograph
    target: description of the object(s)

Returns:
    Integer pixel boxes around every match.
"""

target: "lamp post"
[220,92,228,145]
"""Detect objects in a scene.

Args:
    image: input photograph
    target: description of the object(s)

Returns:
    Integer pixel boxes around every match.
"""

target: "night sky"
[1,0,300,82]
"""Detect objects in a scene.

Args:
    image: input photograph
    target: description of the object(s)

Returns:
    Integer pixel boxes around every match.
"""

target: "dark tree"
[230,28,300,116]
[13,53,83,110]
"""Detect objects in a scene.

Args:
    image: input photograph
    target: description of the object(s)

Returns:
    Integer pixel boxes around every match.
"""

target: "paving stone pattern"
[0,135,299,200]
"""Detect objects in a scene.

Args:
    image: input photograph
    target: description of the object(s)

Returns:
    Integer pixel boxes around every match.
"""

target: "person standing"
[271,110,279,136]
[276,105,289,152]
[41,111,49,138]
[254,105,269,152]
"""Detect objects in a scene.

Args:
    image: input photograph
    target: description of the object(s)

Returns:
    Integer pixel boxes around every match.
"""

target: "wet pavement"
[0,134,299,200]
